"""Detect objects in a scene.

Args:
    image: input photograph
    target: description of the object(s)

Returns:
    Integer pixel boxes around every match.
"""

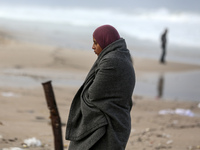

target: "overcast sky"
[0,0,199,13]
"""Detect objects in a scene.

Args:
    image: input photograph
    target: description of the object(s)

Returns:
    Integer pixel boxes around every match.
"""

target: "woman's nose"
[92,44,95,49]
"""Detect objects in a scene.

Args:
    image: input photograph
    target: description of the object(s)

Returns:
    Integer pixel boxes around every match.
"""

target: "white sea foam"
[0,5,200,48]
[0,5,200,65]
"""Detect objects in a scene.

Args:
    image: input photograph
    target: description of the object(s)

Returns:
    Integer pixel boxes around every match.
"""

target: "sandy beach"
[0,32,200,150]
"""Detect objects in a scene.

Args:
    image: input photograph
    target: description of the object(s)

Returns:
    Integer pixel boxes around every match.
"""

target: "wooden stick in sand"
[42,81,63,150]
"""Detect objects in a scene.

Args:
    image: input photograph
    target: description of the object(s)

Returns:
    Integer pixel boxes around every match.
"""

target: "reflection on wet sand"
[157,74,164,99]
[134,70,200,102]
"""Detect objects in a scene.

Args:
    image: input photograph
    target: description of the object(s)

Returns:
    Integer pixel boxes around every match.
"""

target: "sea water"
[0,0,200,64]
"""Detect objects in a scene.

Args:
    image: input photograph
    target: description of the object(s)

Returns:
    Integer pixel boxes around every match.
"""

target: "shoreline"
[0,36,200,101]
[1,33,200,102]
[1,22,200,66]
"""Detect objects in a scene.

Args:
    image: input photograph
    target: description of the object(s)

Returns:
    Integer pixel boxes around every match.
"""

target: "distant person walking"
[160,28,168,63]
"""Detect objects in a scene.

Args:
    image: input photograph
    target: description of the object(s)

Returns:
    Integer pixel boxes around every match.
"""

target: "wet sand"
[0,32,200,150]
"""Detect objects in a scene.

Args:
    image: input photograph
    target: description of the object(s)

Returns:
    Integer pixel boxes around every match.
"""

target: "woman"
[65,25,135,150]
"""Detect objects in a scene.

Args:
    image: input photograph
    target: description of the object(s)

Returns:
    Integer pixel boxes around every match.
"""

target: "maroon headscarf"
[93,25,120,50]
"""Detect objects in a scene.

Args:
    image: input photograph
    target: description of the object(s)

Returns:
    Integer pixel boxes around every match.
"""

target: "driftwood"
[42,81,63,150]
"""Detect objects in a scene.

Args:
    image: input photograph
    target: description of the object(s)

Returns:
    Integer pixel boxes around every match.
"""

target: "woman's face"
[92,38,102,56]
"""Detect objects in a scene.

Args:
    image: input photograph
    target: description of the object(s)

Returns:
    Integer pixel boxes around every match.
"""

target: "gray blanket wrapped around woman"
[65,38,135,150]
